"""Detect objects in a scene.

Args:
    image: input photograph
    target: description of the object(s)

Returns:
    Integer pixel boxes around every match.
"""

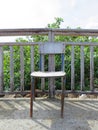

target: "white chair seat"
[31,71,66,78]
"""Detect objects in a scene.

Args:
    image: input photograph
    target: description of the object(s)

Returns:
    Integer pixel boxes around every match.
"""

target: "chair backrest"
[39,42,65,54]
[39,42,65,71]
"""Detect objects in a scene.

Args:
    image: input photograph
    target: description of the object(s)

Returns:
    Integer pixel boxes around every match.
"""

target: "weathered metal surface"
[0,28,98,36]
[31,46,34,72]
[0,41,98,47]
[0,28,50,36]
[80,46,85,90]
[40,54,45,90]
[10,46,14,91]
[0,47,3,92]
[90,46,94,91]
[71,46,75,90]
[20,46,24,91]
[40,42,65,54]
[48,31,55,98]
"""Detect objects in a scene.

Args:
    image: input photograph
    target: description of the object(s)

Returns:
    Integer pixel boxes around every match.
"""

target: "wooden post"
[90,46,94,91]
[48,31,55,98]
[20,46,24,91]
[80,46,85,90]
[31,46,34,72]
[10,46,14,91]
[71,46,75,90]
[0,47,3,92]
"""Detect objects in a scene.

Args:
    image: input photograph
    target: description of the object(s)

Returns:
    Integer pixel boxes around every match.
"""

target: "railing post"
[71,46,75,90]
[20,46,24,91]
[31,45,35,97]
[90,46,94,91]
[48,30,55,98]
[0,47,3,92]
[10,46,14,91]
[31,46,34,73]
[80,46,85,90]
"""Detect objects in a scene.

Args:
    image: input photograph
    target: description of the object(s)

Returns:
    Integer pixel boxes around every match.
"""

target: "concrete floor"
[0,97,98,130]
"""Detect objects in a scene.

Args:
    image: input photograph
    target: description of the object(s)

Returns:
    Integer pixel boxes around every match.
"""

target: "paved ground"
[0,97,98,130]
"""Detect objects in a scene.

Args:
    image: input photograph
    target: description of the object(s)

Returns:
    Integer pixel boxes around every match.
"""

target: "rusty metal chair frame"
[30,42,66,118]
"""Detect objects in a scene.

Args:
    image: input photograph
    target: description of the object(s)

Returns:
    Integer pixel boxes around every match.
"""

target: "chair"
[30,42,66,118]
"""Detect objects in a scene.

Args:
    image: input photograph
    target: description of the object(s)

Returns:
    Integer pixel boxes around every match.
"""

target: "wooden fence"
[0,28,98,96]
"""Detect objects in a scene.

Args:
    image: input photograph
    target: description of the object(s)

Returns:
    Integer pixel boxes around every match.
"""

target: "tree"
[48,17,64,28]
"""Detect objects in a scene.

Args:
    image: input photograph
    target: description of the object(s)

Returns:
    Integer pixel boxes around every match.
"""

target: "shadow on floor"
[0,98,98,130]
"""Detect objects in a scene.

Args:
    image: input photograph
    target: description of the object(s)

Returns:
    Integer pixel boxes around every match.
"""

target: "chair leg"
[61,92,64,118]
[30,77,35,117]
[61,76,65,118]
[33,77,36,101]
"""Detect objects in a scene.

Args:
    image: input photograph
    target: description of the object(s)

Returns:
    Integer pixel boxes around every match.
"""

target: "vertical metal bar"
[30,77,33,117]
[31,46,34,72]
[90,46,94,91]
[48,31,55,98]
[30,45,35,116]
[40,54,45,90]
[10,46,14,92]
[0,47,3,92]
[20,46,24,91]
[31,46,35,100]
[61,54,65,71]
[39,55,42,71]
[61,53,65,95]
[71,46,75,91]
[61,76,65,118]
[80,46,85,90]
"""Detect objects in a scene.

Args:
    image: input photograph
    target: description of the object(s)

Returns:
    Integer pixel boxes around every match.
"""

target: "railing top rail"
[0,42,98,46]
[0,28,98,36]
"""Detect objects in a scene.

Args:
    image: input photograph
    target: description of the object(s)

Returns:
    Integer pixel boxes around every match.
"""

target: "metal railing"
[0,28,98,96]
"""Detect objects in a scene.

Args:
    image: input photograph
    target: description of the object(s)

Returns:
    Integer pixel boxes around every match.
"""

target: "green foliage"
[3,49,10,90]
[48,17,64,28]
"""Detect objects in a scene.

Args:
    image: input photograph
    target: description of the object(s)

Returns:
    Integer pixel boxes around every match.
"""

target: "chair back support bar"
[39,42,65,54]
[61,54,65,71]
